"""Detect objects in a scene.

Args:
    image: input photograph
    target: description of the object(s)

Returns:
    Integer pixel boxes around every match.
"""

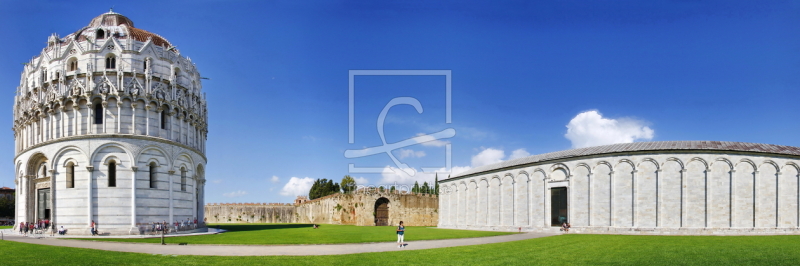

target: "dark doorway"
[38,188,51,220]
[374,197,390,226]
[550,187,568,226]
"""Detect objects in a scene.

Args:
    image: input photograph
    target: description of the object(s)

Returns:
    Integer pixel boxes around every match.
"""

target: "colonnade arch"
[439,153,800,234]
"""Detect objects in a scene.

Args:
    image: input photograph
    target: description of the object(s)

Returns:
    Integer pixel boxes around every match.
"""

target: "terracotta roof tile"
[448,141,800,180]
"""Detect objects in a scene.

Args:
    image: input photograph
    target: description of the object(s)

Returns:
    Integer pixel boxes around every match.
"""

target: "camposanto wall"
[440,150,800,235]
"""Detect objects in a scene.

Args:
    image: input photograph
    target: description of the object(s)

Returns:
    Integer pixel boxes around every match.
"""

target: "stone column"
[129,166,138,234]
[753,170,759,228]
[131,103,137,135]
[656,169,663,228]
[46,110,52,141]
[169,111,175,141]
[20,175,27,223]
[680,169,687,227]
[199,180,205,226]
[102,101,108,134]
[705,168,711,228]
[60,106,66,138]
[179,115,184,144]
[729,169,736,228]
[73,101,78,136]
[609,171,615,227]
[87,102,92,134]
[116,100,121,133]
[588,172,594,226]
[632,170,637,228]
[49,169,56,224]
[776,171,782,228]
[145,105,151,136]
[168,170,175,223]
[86,166,94,234]
[192,175,197,223]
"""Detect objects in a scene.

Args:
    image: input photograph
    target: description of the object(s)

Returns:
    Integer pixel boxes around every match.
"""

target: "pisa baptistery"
[13,11,208,234]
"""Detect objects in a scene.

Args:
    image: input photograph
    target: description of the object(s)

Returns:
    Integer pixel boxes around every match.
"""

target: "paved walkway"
[3,232,557,256]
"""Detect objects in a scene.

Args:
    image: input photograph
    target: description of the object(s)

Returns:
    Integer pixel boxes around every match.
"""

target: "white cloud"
[378,166,472,188]
[508,148,530,160]
[415,133,449,147]
[468,147,529,168]
[211,179,223,184]
[279,177,315,197]
[471,148,505,167]
[397,149,426,159]
[223,190,247,198]
[270,175,280,183]
[353,176,369,186]
[565,110,654,149]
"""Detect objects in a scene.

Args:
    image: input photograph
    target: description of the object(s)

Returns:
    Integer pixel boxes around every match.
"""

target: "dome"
[87,10,135,27]
[71,10,173,48]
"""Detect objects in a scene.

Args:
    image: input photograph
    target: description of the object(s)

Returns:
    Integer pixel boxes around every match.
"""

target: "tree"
[0,193,14,218]
[390,185,396,192]
[308,178,342,200]
[341,175,356,193]
[412,181,420,194]
[421,182,430,194]
[434,174,440,195]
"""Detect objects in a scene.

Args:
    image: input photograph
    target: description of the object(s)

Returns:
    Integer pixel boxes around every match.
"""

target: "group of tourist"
[140,218,200,235]
[18,219,53,236]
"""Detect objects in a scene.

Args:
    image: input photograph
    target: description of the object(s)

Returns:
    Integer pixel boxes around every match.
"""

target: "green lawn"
[7,234,800,265]
[73,223,514,245]
[0,225,12,229]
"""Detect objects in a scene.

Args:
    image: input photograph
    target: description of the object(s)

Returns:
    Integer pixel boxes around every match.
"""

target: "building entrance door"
[37,188,51,220]
[374,198,390,226]
[550,187,568,226]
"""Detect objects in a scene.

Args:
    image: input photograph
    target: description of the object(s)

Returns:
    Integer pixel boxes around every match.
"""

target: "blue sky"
[1,1,798,204]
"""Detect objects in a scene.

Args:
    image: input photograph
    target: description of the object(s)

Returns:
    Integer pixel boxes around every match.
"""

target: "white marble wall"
[438,152,800,234]
[15,137,206,234]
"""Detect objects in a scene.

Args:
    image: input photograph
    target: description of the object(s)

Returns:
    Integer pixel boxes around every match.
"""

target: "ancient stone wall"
[205,192,439,226]
[204,204,295,223]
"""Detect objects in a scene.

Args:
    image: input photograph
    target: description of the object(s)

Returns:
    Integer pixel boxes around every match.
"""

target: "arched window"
[143,59,148,71]
[149,162,157,189]
[160,110,167,129]
[94,103,103,124]
[66,162,75,188]
[68,58,78,71]
[180,167,187,192]
[105,54,116,69]
[96,29,105,39]
[108,160,117,187]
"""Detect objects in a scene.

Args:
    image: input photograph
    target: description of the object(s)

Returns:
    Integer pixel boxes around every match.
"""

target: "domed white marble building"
[13,11,208,234]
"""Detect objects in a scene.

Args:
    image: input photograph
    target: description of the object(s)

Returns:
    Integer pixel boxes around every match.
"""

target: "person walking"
[397,221,405,248]
[90,220,97,236]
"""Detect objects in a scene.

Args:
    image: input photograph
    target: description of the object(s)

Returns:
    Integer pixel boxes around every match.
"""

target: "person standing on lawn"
[397,221,405,248]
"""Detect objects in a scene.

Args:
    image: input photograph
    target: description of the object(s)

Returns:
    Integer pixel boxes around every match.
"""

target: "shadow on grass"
[212,224,314,232]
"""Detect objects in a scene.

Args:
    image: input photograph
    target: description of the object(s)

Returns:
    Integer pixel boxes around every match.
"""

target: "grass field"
[7,234,800,265]
[73,223,514,245]
[0,225,12,229]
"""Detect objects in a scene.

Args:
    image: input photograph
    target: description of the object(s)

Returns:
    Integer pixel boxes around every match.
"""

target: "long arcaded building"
[439,141,800,234]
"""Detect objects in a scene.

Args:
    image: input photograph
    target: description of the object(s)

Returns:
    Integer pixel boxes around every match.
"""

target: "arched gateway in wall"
[438,141,800,235]
[375,197,390,226]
